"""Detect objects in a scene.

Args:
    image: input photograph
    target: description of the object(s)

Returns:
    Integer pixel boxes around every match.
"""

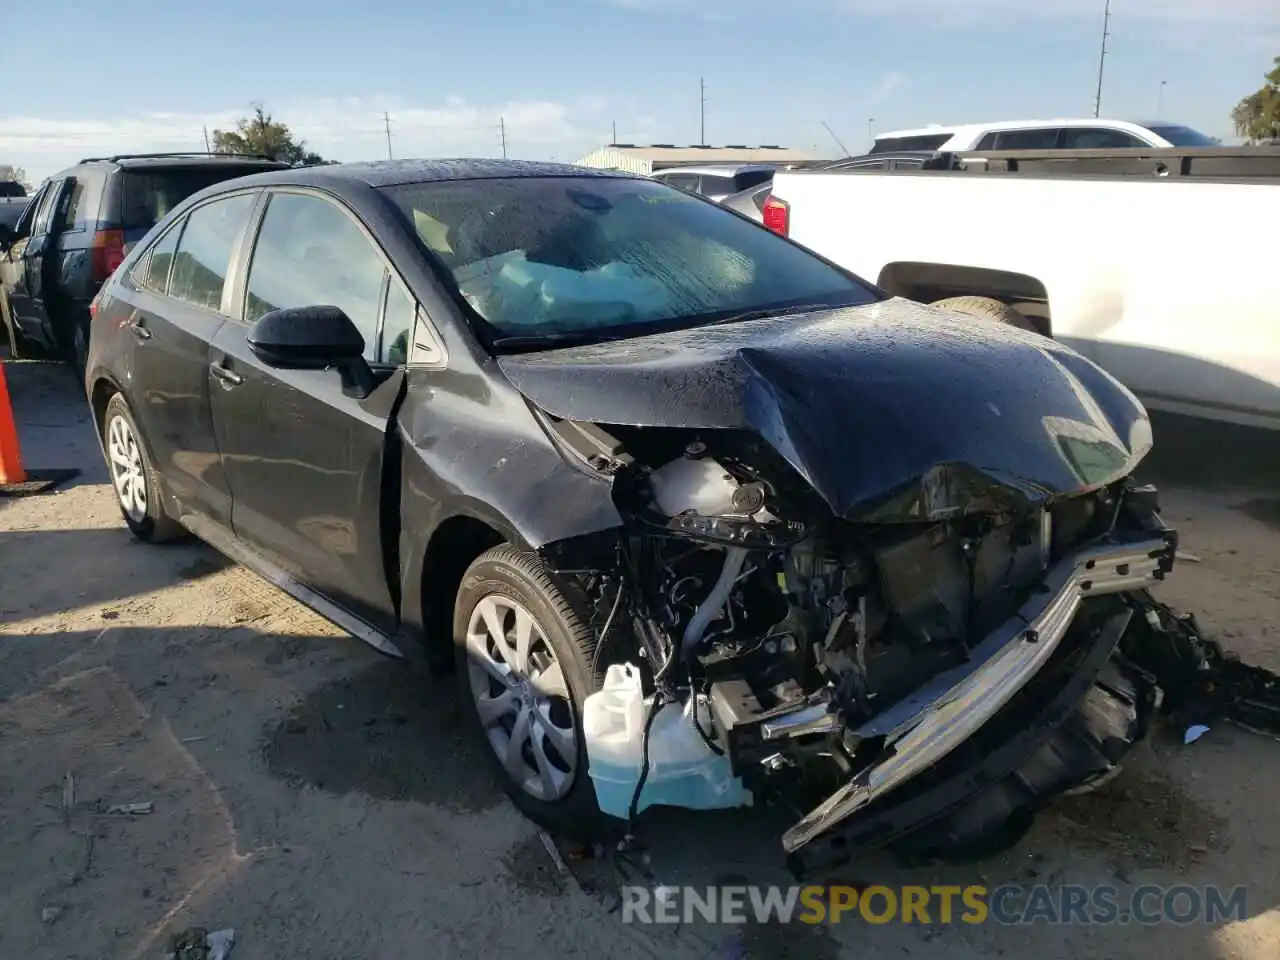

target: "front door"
[2,179,71,347]
[208,189,405,633]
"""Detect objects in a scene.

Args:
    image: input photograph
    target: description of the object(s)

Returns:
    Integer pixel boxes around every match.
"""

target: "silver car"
[649,164,776,202]
[721,152,950,223]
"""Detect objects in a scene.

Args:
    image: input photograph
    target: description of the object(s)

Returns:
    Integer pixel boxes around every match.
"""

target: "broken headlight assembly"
[534,416,1227,878]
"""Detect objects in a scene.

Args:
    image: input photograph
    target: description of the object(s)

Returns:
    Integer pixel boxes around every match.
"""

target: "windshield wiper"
[704,302,838,327]
[489,330,606,352]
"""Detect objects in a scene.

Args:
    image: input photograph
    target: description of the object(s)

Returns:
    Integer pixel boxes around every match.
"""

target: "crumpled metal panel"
[497,298,1153,521]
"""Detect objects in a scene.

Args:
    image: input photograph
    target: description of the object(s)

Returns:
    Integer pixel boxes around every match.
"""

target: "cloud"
[0,96,603,181]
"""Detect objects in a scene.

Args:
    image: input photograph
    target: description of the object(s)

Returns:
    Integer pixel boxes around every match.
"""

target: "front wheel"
[453,544,607,838]
[101,393,185,543]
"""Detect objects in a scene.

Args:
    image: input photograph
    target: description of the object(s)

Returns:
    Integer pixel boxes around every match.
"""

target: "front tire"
[101,393,185,543]
[453,544,606,839]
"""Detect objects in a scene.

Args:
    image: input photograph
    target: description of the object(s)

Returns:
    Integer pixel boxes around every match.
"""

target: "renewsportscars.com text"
[622,884,1248,927]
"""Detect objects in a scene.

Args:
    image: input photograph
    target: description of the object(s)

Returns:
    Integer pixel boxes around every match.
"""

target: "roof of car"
[652,163,777,176]
[875,118,1161,141]
[73,153,291,170]
[230,158,640,190]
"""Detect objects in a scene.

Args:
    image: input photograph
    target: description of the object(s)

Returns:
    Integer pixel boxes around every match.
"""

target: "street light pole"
[1156,80,1167,121]
[867,117,875,149]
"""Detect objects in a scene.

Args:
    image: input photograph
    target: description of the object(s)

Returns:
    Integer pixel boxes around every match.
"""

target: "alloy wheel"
[465,594,578,801]
[106,414,148,523]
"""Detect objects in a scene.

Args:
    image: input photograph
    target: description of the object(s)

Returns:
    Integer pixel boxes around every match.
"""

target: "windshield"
[381,176,878,347]
[1146,124,1220,147]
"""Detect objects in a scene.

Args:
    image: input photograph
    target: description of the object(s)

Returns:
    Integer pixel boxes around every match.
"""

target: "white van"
[870,118,1220,153]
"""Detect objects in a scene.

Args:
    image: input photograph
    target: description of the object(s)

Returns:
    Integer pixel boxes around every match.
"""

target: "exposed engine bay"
[541,415,1181,874]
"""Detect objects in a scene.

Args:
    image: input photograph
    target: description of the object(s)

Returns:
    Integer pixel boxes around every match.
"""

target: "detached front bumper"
[781,512,1177,870]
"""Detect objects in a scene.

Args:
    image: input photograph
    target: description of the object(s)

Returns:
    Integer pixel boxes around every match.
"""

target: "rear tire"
[101,393,185,543]
[930,295,1038,334]
[453,544,608,840]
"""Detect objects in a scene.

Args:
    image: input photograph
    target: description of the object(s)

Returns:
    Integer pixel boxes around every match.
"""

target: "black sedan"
[85,159,1176,872]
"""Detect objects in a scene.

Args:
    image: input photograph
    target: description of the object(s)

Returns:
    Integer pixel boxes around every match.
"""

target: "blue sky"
[4,0,1277,182]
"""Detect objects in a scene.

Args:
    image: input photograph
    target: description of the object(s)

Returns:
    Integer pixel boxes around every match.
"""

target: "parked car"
[871,118,1221,153]
[768,145,1280,430]
[722,151,953,223]
[649,163,777,201]
[0,153,288,370]
[86,159,1178,874]
[0,181,28,233]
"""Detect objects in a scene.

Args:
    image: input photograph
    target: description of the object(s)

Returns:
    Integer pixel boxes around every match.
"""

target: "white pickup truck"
[768,148,1280,430]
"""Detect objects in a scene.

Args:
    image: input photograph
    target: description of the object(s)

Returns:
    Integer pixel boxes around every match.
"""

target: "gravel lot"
[2,356,1278,959]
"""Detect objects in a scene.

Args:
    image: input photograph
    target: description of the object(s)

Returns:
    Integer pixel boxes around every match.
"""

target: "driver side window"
[244,192,387,362]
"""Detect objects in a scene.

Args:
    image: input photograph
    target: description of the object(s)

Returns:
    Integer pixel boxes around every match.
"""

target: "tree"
[212,105,327,166]
[0,165,32,190]
[1231,57,1280,144]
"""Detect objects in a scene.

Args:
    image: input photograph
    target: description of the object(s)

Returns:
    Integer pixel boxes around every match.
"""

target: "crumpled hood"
[497,298,1153,521]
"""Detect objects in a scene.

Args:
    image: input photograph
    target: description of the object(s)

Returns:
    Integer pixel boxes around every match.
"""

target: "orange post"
[0,363,26,485]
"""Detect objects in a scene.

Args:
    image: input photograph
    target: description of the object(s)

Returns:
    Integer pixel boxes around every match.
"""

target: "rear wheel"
[101,393,185,543]
[930,295,1038,334]
[453,544,607,839]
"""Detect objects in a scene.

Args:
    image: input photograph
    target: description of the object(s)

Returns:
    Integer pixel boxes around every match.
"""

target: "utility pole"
[383,112,393,160]
[1156,79,1167,120]
[499,117,507,159]
[1093,0,1111,119]
[202,126,211,153]
[699,76,707,146]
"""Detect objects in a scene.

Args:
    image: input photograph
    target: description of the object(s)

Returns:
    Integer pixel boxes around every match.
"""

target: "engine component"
[681,547,749,658]
[650,457,748,518]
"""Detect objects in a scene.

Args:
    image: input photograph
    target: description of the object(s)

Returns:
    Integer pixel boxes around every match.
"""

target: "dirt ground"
[2,356,1279,960]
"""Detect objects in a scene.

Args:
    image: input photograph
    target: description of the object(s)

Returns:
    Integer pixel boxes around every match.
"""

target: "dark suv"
[0,153,288,371]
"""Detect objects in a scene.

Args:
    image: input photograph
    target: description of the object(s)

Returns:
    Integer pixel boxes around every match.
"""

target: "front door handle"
[209,362,243,387]
[128,317,151,341]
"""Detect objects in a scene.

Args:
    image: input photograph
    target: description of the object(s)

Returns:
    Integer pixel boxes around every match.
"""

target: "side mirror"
[246,305,375,397]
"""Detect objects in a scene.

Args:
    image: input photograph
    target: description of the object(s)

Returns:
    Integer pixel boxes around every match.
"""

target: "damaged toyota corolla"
[86,160,1178,876]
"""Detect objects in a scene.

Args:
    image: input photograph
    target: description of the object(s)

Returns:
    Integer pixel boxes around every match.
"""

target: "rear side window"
[732,169,773,191]
[661,173,700,193]
[870,134,951,154]
[168,193,257,311]
[135,223,183,294]
[119,166,268,233]
[700,175,739,196]
[1061,128,1147,149]
[994,129,1060,149]
[244,192,387,360]
[0,181,24,199]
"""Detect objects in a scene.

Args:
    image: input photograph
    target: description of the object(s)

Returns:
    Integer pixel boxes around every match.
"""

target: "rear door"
[122,190,260,529]
[208,188,406,633]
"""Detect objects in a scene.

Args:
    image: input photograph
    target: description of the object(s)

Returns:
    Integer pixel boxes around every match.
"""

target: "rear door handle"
[128,317,152,341]
[209,362,243,387]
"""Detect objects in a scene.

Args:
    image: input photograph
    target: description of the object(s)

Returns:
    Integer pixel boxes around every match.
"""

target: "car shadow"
[0,526,232,623]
